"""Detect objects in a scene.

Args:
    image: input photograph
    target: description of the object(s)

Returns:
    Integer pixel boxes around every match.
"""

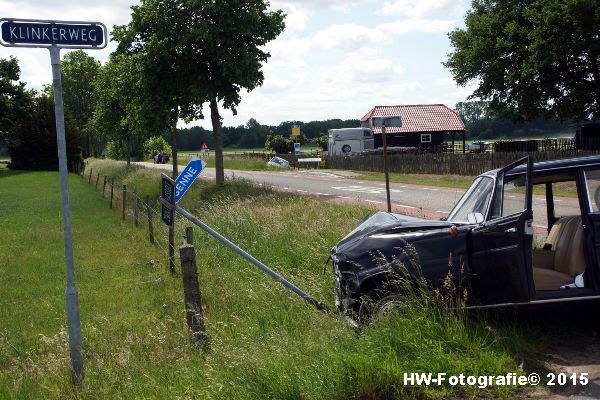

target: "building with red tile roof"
[360,104,466,151]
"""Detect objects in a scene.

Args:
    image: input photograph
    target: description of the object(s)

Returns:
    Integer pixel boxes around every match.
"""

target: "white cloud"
[313,24,388,52]
[379,0,466,18]
[273,3,309,33]
[263,36,312,68]
[321,50,403,85]
[274,0,373,9]
[379,18,456,34]
[257,75,292,94]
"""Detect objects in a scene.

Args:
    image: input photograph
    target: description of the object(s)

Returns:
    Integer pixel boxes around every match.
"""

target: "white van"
[328,128,374,156]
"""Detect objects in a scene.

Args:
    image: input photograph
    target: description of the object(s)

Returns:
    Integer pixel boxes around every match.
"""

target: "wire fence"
[81,165,187,268]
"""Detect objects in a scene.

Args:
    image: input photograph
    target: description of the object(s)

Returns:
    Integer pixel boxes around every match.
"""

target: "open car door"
[580,169,600,291]
[469,156,534,305]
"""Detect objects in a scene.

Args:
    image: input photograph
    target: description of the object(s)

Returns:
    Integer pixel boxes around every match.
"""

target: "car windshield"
[447,176,495,223]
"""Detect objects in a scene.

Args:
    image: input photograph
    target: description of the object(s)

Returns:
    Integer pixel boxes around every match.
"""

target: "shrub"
[143,136,171,159]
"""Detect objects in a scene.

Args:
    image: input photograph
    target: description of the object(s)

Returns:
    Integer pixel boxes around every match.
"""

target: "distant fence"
[325,149,600,176]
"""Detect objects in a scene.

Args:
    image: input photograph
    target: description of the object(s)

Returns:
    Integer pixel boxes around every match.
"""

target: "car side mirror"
[467,212,484,224]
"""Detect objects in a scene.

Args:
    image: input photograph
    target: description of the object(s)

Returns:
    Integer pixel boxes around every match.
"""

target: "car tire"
[373,294,407,317]
[342,144,351,154]
[358,289,407,323]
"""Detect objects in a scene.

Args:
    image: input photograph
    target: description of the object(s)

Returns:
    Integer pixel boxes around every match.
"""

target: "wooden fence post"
[102,176,107,198]
[88,167,93,183]
[185,226,194,245]
[122,185,127,221]
[110,179,114,209]
[146,195,154,244]
[133,190,139,227]
[95,172,100,188]
[179,244,206,345]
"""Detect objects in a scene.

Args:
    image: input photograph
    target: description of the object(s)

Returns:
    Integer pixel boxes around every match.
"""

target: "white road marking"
[332,185,403,194]
[395,204,418,210]
[337,196,353,199]
[365,200,383,204]
[436,210,449,213]
[297,189,307,193]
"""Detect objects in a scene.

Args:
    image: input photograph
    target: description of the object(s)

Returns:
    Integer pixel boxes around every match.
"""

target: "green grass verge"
[1,162,540,399]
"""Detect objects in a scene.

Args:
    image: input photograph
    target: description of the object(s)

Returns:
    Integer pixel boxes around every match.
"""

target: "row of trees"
[176,117,359,151]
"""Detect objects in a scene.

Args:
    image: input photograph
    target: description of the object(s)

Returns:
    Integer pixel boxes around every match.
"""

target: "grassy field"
[1,161,549,398]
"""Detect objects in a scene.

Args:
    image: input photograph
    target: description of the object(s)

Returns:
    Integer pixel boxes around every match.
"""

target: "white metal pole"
[49,46,84,386]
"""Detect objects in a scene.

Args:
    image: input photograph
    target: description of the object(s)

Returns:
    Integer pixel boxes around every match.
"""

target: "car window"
[447,176,494,223]
[584,169,600,212]
[501,175,527,217]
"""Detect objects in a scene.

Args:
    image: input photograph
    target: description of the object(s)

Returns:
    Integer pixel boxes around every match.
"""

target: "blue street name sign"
[0,19,106,48]
[175,158,206,203]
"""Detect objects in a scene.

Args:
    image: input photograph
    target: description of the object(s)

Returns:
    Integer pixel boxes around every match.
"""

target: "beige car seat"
[532,216,585,290]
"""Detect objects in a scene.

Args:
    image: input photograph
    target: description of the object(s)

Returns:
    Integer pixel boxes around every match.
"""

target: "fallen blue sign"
[175,158,206,203]
[0,19,106,48]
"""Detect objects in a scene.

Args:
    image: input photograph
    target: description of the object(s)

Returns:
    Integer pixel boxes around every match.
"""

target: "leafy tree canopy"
[114,0,285,183]
[60,50,101,156]
[446,0,600,122]
[0,57,32,142]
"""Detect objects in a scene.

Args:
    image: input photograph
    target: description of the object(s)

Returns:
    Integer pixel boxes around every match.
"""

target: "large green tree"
[90,53,142,165]
[446,0,600,122]
[114,0,285,184]
[0,57,32,143]
[60,50,101,157]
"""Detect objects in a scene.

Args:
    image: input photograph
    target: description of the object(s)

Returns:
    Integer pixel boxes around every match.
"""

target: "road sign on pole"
[0,17,107,386]
[371,116,402,128]
[175,158,205,203]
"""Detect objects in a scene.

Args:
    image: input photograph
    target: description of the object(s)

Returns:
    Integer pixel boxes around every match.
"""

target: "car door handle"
[505,227,517,233]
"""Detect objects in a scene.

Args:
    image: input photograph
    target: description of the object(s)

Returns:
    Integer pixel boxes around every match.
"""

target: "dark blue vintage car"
[332,155,600,319]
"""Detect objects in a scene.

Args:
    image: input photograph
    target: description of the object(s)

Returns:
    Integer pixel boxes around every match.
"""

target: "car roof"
[480,155,600,178]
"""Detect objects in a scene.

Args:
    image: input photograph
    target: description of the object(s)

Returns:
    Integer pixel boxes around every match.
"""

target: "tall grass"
[0,162,540,399]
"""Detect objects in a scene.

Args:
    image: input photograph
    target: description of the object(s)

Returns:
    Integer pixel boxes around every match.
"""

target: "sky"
[0,0,477,129]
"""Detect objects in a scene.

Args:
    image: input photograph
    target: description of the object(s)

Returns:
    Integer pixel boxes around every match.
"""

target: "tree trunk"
[126,134,131,167]
[210,98,224,185]
[171,120,178,180]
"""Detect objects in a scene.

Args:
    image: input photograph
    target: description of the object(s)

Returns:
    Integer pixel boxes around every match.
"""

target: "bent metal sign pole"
[0,18,107,386]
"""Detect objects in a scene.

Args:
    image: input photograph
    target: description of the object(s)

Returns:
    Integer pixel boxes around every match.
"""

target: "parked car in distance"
[154,151,170,164]
[468,140,488,152]
[332,155,600,320]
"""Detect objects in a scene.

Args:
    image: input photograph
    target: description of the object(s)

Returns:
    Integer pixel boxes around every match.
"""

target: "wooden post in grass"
[88,167,92,183]
[110,179,114,208]
[95,172,100,188]
[133,190,139,227]
[146,195,154,244]
[122,185,127,221]
[102,176,107,198]
[179,244,206,345]
[185,226,194,245]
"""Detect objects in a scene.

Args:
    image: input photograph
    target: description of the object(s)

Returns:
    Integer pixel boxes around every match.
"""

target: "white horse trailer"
[328,128,374,155]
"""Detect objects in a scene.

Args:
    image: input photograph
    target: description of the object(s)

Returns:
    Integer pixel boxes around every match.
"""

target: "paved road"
[137,162,580,229]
